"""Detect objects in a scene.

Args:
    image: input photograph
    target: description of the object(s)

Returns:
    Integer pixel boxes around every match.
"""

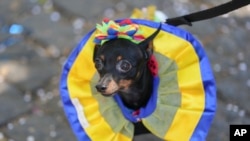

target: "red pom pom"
[103,18,110,23]
[147,55,158,76]
[119,19,133,25]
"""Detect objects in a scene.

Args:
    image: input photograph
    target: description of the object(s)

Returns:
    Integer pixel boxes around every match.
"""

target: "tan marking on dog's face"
[118,79,132,91]
[116,55,122,61]
[97,74,119,96]
[104,79,119,95]
[100,55,105,61]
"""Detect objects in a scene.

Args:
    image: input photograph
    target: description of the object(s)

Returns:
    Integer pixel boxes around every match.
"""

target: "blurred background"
[0,0,249,141]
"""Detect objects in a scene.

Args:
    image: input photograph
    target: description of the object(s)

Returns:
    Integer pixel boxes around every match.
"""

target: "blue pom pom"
[107,28,118,35]
[94,38,101,44]
[126,30,137,36]
[107,35,117,40]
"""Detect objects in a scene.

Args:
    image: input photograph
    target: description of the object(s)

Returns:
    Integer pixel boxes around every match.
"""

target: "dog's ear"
[138,23,161,59]
[93,44,101,61]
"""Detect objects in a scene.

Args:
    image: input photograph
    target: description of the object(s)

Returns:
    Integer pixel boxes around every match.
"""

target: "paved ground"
[0,0,249,141]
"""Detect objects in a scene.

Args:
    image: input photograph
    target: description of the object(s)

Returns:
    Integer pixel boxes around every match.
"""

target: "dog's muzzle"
[95,74,119,96]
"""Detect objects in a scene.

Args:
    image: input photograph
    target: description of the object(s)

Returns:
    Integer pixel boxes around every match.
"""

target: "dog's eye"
[116,60,132,73]
[94,58,104,71]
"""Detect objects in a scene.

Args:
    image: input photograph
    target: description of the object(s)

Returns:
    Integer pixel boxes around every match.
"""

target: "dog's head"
[93,23,161,96]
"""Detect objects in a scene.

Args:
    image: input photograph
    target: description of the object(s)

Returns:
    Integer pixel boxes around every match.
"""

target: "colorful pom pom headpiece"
[94,19,145,45]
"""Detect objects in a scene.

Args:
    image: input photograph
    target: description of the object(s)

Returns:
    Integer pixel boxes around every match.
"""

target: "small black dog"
[93,25,160,110]
[93,24,161,135]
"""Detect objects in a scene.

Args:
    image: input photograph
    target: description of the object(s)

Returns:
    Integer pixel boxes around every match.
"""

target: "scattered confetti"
[46,91,54,100]
[72,18,85,31]
[232,105,239,113]
[37,88,45,98]
[48,45,60,58]
[238,110,245,117]
[226,103,247,118]
[24,93,32,102]
[50,11,61,22]
[72,18,85,34]
[31,5,42,15]
[213,63,221,72]
[238,62,247,72]
[9,24,24,35]
[7,123,14,130]
[50,130,57,138]
[26,135,35,141]
[19,117,27,125]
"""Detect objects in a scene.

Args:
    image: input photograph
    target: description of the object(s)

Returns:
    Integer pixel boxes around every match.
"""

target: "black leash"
[166,0,250,26]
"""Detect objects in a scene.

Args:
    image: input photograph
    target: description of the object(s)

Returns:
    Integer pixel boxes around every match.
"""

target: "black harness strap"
[166,0,250,26]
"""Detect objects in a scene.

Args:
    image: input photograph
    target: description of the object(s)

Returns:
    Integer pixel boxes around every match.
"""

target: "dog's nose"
[95,84,107,92]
